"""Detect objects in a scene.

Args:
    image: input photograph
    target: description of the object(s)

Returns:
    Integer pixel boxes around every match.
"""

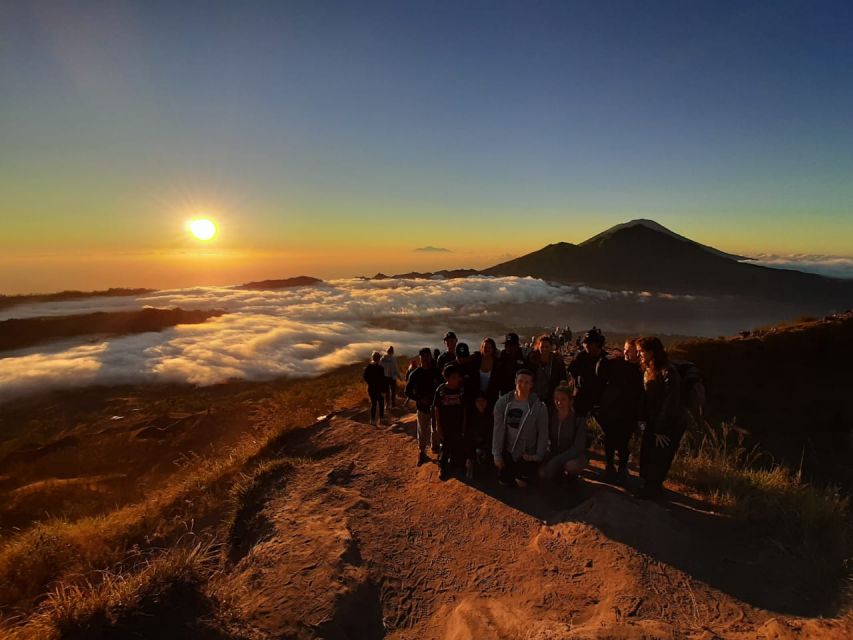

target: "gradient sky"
[2,0,853,293]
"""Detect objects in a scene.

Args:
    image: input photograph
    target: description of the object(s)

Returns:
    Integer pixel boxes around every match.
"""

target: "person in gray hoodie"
[540,383,588,483]
[492,369,549,487]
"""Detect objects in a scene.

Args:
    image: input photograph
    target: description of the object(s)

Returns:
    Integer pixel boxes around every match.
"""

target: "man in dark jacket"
[492,333,529,397]
[567,327,607,418]
[597,356,644,484]
[405,347,443,465]
[436,331,458,373]
[527,334,568,407]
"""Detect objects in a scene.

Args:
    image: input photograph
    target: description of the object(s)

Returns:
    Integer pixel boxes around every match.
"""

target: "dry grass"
[671,422,852,608]
[0,362,368,636]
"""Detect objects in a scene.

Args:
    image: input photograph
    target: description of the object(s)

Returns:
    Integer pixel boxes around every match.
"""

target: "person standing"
[540,384,588,483]
[636,337,688,499]
[492,369,549,488]
[493,333,528,398]
[475,337,499,405]
[436,331,458,373]
[597,354,644,484]
[380,346,403,408]
[363,351,387,426]
[405,348,443,465]
[527,334,568,407]
[433,364,470,481]
[567,327,608,418]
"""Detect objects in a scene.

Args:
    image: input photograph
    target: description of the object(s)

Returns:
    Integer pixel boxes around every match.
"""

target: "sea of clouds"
[2,276,673,402]
[745,254,853,280]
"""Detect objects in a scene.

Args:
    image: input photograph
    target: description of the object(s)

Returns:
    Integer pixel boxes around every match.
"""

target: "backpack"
[673,360,704,410]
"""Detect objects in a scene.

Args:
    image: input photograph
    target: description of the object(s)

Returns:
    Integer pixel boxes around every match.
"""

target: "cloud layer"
[2,276,645,401]
[745,254,853,280]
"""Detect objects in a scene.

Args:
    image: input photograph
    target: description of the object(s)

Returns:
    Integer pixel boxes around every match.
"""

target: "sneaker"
[417,451,429,466]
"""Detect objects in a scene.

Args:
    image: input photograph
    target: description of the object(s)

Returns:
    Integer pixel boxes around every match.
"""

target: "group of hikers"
[363,327,703,499]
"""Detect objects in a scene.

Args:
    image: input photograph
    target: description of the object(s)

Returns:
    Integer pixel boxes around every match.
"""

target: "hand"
[494,456,505,470]
[655,434,671,448]
[522,453,537,462]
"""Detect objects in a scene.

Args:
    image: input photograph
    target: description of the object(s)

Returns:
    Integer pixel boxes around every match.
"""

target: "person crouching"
[492,369,548,488]
[434,364,470,481]
[540,383,587,484]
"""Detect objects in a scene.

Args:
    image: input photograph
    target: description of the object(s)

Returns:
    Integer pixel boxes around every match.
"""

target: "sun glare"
[189,218,217,241]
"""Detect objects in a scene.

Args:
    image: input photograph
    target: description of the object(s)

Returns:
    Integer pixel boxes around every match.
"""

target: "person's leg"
[616,420,633,477]
[516,458,538,486]
[563,453,587,477]
[539,454,563,482]
[416,410,431,450]
[369,392,378,423]
[498,451,514,485]
[377,393,385,421]
[601,420,616,470]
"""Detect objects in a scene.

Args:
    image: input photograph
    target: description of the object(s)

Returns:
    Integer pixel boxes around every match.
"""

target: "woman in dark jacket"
[540,384,587,482]
[636,337,688,499]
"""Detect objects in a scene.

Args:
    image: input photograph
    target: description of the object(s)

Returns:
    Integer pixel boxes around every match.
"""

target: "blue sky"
[1,0,852,291]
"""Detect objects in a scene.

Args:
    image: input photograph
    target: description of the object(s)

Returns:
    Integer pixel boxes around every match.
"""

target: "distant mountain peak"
[581,219,747,261]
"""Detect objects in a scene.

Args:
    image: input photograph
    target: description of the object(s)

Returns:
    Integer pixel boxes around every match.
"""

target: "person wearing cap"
[405,347,443,465]
[492,369,549,488]
[433,363,471,481]
[436,331,458,373]
[567,327,608,418]
[363,351,387,426]
[527,334,568,407]
[493,332,528,397]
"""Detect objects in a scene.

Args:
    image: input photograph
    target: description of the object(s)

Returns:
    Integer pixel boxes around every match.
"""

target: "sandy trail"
[222,408,849,640]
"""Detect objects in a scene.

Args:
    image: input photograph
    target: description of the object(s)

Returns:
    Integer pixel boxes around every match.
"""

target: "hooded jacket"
[492,391,549,462]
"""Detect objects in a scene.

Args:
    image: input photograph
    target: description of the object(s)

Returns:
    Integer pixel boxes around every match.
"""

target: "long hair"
[636,336,668,382]
[480,337,497,356]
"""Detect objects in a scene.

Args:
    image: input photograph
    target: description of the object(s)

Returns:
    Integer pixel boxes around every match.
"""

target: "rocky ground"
[218,407,850,640]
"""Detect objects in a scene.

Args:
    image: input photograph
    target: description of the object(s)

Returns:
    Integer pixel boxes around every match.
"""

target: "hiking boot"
[417,451,429,466]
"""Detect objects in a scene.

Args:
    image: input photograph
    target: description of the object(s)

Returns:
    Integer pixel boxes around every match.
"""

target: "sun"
[189,218,217,241]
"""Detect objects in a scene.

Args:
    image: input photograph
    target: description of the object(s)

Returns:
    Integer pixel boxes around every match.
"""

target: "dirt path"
[221,408,850,640]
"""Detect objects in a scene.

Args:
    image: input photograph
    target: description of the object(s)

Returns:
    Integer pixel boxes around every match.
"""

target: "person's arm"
[533,403,549,461]
[363,366,370,384]
[404,370,417,400]
[432,388,443,440]
[492,397,506,463]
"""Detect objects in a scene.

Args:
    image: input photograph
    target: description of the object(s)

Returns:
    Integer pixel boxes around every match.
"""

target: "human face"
[447,372,463,389]
[445,337,458,353]
[638,349,650,371]
[539,340,552,358]
[419,353,433,368]
[515,374,533,397]
[482,340,494,356]
[583,341,602,357]
[554,391,573,413]
[624,342,638,363]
